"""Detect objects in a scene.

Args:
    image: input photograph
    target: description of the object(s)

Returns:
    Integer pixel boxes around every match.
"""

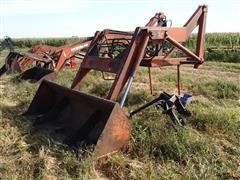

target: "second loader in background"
[0,38,92,82]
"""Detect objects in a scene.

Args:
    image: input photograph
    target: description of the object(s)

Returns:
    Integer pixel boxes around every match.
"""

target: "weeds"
[0,51,240,178]
[193,80,240,99]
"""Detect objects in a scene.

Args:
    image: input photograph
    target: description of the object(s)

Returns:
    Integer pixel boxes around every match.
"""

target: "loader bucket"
[18,67,56,83]
[23,80,131,158]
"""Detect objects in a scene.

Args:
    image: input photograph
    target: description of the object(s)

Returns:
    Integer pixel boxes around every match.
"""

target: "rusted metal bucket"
[18,67,56,83]
[23,80,131,158]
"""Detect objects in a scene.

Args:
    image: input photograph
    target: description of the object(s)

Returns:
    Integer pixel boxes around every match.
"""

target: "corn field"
[1,33,240,63]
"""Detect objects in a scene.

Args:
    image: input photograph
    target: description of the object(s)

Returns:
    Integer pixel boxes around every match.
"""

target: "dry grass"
[0,48,240,179]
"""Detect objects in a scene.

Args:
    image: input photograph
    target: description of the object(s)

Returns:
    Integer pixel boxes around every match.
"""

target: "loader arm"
[54,38,93,71]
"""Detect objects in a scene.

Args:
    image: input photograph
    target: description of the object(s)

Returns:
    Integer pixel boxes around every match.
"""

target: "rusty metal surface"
[20,38,92,82]
[24,80,130,158]
[94,104,130,158]
[0,51,52,77]
[31,45,58,55]
[71,5,208,96]
[1,38,92,81]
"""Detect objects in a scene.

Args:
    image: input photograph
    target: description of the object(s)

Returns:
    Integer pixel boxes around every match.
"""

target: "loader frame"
[71,5,207,102]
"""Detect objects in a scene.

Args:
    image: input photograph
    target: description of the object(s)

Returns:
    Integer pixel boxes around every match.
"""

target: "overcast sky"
[0,0,239,38]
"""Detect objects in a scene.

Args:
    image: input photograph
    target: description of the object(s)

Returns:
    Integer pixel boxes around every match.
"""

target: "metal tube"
[130,97,161,117]
[120,76,134,107]
[177,65,180,95]
[148,67,153,94]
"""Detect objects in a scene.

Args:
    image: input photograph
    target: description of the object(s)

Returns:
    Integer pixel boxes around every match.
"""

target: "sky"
[0,0,239,38]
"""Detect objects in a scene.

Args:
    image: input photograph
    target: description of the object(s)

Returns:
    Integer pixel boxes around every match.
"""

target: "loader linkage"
[130,92,192,127]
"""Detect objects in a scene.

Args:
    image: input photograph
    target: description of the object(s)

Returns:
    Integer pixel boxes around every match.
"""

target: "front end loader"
[24,5,208,158]
[0,38,57,76]
[0,38,92,82]
[17,38,92,82]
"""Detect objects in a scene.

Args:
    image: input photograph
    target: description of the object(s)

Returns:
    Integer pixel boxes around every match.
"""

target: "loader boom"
[71,5,208,101]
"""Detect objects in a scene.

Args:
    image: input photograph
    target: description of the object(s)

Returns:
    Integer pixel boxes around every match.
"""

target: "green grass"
[0,49,240,178]
[192,80,240,99]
